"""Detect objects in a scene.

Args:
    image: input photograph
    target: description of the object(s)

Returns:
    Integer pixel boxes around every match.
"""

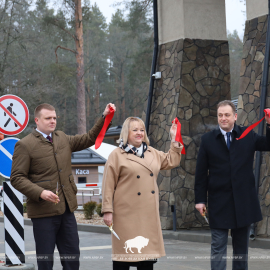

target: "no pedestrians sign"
[0,95,29,136]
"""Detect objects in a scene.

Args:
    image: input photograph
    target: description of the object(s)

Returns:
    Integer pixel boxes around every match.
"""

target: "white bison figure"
[124,236,149,253]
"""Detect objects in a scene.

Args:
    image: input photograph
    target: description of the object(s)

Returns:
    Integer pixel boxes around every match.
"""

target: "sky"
[95,0,247,39]
[31,0,247,39]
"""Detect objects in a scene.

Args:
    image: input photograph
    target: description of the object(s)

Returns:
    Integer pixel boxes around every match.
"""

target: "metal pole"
[82,191,84,206]
[171,205,176,231]
[251,0,270,239]
[145,0,158,134]
[173,205,176,232]
[4,135,10,183]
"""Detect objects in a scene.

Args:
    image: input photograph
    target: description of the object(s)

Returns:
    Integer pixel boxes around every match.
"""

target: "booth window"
[78,177,86,183]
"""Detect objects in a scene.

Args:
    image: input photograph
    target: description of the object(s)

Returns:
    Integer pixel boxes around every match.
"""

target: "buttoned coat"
[102,142,183,262]
[195,124,270,229]
[10,117,105,218]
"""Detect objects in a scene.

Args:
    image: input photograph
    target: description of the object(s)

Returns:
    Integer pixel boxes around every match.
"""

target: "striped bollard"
[3,181,25,265]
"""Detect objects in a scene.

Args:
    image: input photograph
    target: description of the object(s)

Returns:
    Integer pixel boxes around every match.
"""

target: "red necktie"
[46,135,53,143]
[236,109,270,140]
[95,107,115,149]
[172,118,186,154]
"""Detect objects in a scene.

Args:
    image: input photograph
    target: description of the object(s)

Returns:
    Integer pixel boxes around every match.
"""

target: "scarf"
[119,140,148,158]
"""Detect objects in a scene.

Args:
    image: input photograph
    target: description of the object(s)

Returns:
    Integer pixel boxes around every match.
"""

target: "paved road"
[0,223,269,269]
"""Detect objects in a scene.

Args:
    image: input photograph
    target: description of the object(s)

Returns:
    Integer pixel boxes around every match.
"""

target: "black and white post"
[3,181,25,265]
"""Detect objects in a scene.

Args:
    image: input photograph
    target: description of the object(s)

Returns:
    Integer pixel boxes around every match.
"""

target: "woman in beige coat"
[102,117,183,270]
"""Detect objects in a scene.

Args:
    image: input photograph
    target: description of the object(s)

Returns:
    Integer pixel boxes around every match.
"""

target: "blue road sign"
[0,137,19,179]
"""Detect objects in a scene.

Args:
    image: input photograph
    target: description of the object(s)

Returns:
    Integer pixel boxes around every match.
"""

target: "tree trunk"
[115,75,120,122]
[94,67,100,121]
[64,98,66,132]
[75,0,86,134]
[86,30,90,130]
[121,62,125,122]
[95,88,100,121]
[0,0,15,94]
[87,93,90,129]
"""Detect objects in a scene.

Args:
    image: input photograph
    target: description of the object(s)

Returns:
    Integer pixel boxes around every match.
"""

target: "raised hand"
[265,109,270,125]
[103,103,116,116]
[170,119,177,141]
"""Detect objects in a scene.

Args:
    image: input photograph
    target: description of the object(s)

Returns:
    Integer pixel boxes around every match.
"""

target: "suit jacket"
[195,124,270,229]
[11,117,105,218]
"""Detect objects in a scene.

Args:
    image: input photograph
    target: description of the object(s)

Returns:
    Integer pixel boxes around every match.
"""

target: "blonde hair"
[117,117,150,146]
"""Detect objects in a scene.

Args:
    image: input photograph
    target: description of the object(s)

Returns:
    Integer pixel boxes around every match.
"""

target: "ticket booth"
[71,148,106,205]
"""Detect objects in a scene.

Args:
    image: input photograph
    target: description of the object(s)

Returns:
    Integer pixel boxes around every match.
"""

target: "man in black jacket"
[195,100,270,270]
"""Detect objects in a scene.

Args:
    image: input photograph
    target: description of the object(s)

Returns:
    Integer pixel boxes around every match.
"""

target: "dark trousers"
[211,226,250,270]
[113,261,156,270]
[31,204,80,270]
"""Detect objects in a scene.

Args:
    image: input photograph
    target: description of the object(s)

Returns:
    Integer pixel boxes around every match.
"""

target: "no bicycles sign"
[0,95,29,136]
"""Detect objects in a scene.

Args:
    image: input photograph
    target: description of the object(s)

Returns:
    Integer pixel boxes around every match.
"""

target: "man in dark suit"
[11,102,115,270]
[195,100,270,270]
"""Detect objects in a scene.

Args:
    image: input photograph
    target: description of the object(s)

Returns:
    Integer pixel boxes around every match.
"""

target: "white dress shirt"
[36,128,52,140]
[219,127,233,144]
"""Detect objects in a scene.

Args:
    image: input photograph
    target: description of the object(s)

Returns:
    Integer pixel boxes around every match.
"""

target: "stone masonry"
[142,38,231,229]
[237,14,270,236]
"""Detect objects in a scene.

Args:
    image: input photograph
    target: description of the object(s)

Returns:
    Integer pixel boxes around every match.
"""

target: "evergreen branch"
[53,19,76,41]
[80,64,94,80]
[55,45,76,63]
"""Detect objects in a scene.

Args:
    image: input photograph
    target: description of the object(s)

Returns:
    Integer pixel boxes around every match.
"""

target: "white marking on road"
[0,245,112,256]
[80,246,111,251]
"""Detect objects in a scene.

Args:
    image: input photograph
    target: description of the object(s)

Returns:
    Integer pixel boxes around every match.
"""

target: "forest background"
[0,0,243,138]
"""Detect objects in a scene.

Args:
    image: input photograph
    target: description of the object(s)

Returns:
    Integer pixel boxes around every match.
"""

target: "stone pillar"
[237,0,270,236]
[142,0,231,229]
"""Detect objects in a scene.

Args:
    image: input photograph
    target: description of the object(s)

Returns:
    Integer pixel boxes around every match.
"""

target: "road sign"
[0,95,29,136]
[0,137,19,179]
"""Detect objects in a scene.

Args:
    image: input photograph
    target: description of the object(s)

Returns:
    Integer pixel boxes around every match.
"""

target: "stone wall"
[237,14,270,236]
[142,38,231,229]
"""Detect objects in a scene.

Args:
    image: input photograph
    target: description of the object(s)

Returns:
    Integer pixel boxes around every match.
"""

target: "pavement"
[2,217,270,249]
[1,222,270,269]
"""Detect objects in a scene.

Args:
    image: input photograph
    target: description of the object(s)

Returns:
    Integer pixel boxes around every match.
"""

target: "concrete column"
[158,0,227,44]
[246,0,268,21]
[142,0,230,229]
[237,0,270,236]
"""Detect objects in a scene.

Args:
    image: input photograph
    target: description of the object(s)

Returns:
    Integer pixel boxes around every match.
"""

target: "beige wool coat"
[102,142,183,262]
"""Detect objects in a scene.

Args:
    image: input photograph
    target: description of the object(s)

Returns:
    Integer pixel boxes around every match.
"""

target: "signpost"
[0,94,29,267]
[3,182,25,265]
[0,94,29,136]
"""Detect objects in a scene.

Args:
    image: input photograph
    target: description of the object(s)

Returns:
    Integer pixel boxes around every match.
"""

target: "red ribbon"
[95,107,115,149]
[236,109,270,140]
[172,118,186,154]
